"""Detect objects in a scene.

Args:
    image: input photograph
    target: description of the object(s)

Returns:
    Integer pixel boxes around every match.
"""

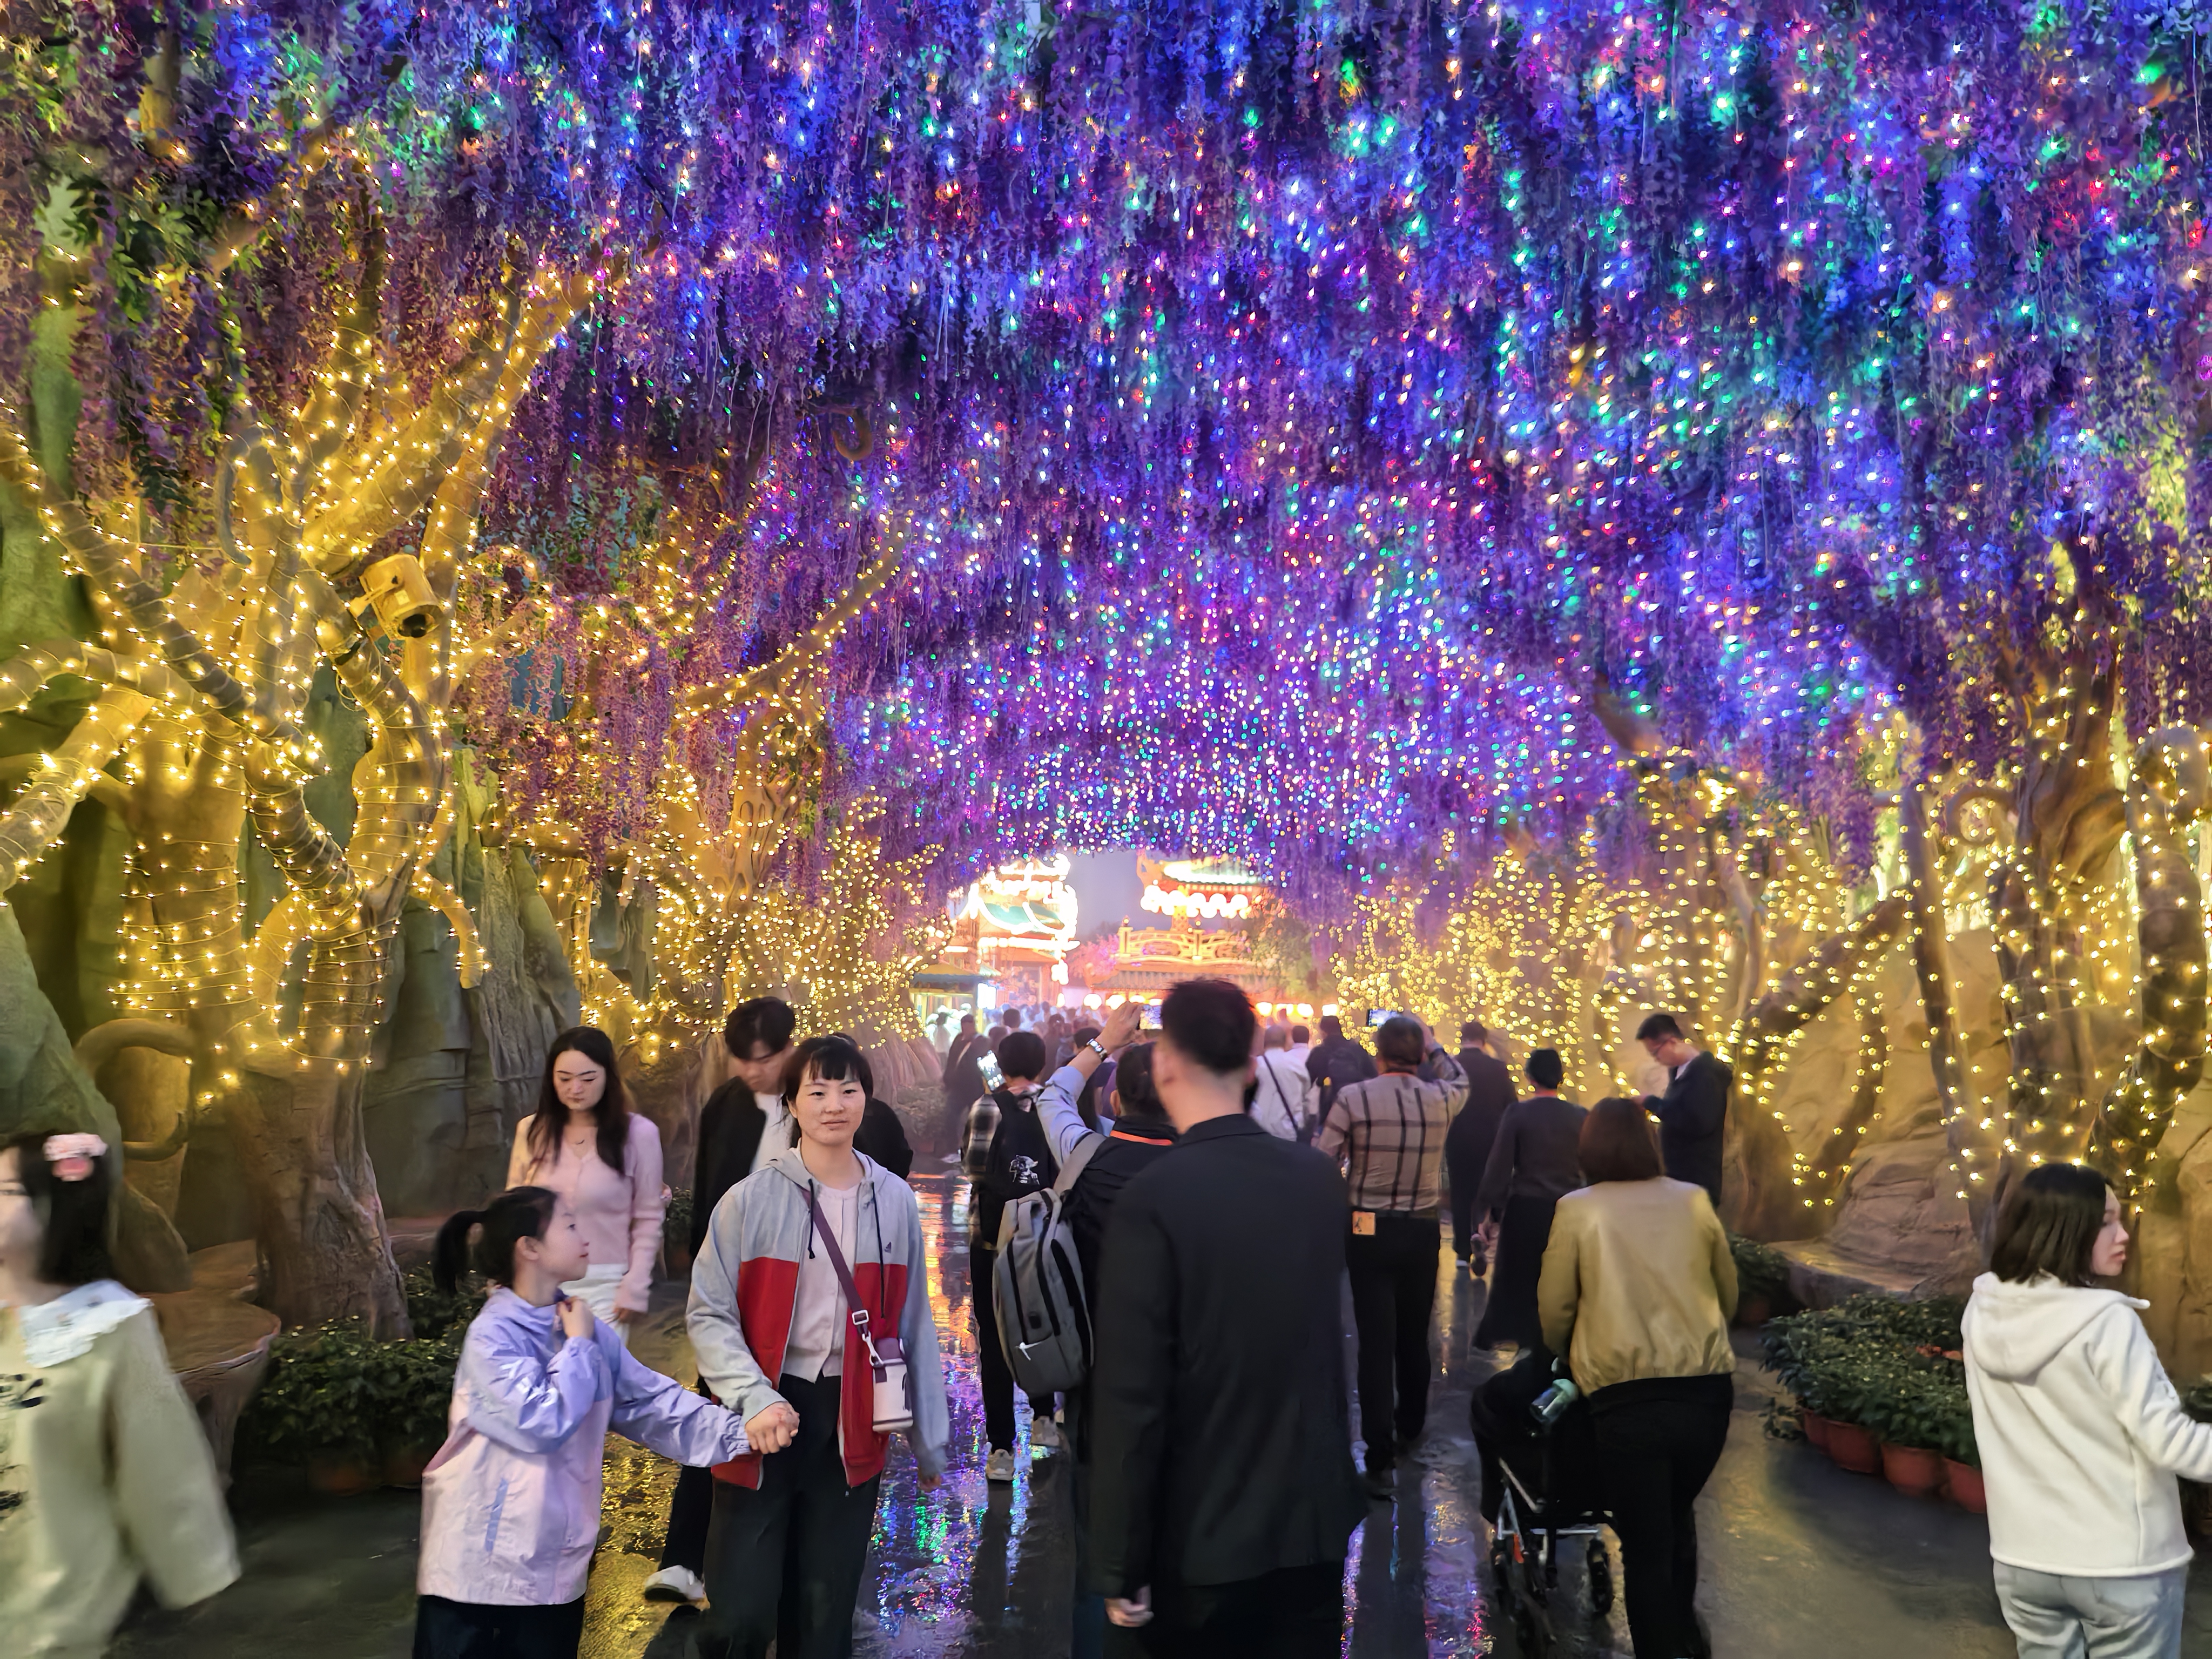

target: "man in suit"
[1089,977,1366,1658]
[1444,1019,1516,1276]
[1637,1011,1731,1210]
[641,995,795,1605]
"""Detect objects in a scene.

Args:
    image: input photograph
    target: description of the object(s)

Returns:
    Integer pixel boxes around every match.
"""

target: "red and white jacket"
[686,1148,949,1488]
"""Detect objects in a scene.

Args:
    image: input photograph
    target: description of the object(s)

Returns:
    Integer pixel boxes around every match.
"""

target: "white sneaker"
[641,1566,707,1603]
[1031,1418,1062,1451]
[984,1448,1018,1482]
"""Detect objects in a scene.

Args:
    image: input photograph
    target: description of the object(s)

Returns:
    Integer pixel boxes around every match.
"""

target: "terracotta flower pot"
[1735,1294,1773,1328]
[306,1454,380,1497]
[1881,1442,1945,1499]
[1800,1410,1833,1449]
[1824,1420,1881,1474]
[383,1444,435,1489]
[1943,1459,1987,1514]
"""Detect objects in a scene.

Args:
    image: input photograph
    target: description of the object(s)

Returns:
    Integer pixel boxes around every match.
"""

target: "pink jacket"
[508,1112,665,1315]
[418,1289,745,1605]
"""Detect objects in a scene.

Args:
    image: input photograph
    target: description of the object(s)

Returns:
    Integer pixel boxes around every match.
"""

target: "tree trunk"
[1725,892,1909,1238]
[226,1061,408,1334]
[2090,727,2209,1204]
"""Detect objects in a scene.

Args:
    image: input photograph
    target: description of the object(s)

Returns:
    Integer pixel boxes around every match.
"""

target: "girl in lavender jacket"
[414,1186,749,1659]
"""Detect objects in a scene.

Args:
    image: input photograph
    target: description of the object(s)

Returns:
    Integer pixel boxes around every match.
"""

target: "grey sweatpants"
[1993,1563,2188,1659]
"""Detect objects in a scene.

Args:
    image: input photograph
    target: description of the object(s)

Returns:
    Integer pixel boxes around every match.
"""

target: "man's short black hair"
[726,996,797,1060]
[1525,1048,1564,1090]
[1160,977,1256,1076]
[1461,1019,1487,1045]
[1002,1007,1024,1029]
[996,1030,1048,1081]
[1375,1015,1426,1068]
[1319,1014,1344,1038]
[1636,1011,1684,1043]
[1291,1023,1310,1043]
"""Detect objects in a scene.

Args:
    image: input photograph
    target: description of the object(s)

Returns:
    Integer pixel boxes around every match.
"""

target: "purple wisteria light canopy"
[9,0,2212,898]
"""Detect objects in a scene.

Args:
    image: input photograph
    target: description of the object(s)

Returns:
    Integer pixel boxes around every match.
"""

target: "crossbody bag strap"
[808,1186,893,1376]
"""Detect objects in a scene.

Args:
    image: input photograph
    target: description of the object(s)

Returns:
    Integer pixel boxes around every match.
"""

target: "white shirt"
[783,1178,861,1381]
[748,1095,790,1176]
[1251,1050,1316,1141]
[1289,1042,1311,1066]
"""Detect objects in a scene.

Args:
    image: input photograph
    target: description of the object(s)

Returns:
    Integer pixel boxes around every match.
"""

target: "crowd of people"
[8,986,2212,1658]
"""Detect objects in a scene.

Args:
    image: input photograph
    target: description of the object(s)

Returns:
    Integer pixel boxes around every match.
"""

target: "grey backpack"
[991,1132,1105,1395]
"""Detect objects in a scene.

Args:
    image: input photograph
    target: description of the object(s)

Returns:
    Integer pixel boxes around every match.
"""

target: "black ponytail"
[433,1186,558,1291]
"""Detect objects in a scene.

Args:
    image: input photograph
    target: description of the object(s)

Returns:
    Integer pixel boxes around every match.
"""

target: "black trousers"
[1591,1375,1732,1659]
[1141,1561,1345,1658]
[1345,1213,1441,1469]
[1472,1195,1555,1350]
[657,1378,719,1574]
[972,1245,1053,1451]
[413,1595,585,1658]
[691,1373,883,1659]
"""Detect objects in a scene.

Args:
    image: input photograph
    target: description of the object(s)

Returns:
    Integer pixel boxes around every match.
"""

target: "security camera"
[353,554,441,640]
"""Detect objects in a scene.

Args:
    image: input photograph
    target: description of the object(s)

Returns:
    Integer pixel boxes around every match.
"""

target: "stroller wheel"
[1587,1539,1614,1616]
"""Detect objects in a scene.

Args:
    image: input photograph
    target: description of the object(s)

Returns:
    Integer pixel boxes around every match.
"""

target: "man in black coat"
[824,1031,915,1181]
[1089,977,1365,1658]
[1444,1019,1516,1275]
[644,995,794,1605]
[940,1012,988,1157]
[1637,1011,1732,1210]
[1304,1013,1378,1123]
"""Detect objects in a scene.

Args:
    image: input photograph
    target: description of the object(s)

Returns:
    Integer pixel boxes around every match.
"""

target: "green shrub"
[1762,1293,1975,1465]
[664,1187,694,1258]
[238,1270,487,1464]
[1729,1234,1793,1306]
[2182,1378,2212,1425]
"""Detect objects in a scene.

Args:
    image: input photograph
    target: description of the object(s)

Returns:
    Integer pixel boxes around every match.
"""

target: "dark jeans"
[1345,1213,1441,1469]
[1142,1561,1345,1658]
[413,1595,584,1658]
[691,1373,883,1659]
[1473,1195,1556,1350]
[658,1378,719,1574]
[972,1244,1053,1451]
[1591,1375,1733,1659]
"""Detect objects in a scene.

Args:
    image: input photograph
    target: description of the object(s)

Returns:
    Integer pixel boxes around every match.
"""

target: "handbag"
[808,1186,915,1433]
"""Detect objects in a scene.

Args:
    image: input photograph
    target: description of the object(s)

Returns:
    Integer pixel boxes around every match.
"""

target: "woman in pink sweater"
[508,1027,665,1344]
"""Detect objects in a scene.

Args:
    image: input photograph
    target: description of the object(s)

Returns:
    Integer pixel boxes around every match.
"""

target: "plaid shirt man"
[1317,1048,1469,1213]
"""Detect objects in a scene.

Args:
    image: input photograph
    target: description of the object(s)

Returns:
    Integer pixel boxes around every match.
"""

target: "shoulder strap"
[808,1185,894,1372]
[1049,1130,1105,1196]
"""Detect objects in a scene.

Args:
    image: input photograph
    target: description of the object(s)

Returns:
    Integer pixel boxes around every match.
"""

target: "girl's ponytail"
[434,1186,559,1290]
[432,1208,488,1293]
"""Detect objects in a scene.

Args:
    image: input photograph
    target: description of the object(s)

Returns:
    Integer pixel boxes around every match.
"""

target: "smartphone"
[1366,1008,1394,1029]
[977,1049,1006,1091]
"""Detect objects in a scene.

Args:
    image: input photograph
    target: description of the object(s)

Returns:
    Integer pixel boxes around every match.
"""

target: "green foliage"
[663,1187,694,1258]
[2182,1378,2212,1425]
[1762,1293,1975,1464]
[239,1269,487,1463]
[1728,1233,1793,1305]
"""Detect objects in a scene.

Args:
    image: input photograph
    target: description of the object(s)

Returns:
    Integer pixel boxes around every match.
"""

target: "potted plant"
[1867,1366,1950,1499]
[240,1321,385,1493]
[238,1269,485,1492]
[1729,1234,1792,1327]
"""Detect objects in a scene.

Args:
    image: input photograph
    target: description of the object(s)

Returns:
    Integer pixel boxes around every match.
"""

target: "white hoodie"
[1961,1271,2212,1576]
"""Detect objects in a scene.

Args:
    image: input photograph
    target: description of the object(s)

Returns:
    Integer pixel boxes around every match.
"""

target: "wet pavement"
[116,1169,2212,1656]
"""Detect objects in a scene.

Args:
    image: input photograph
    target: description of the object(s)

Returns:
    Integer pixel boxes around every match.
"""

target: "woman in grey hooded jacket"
[1963,1163,2212,1659]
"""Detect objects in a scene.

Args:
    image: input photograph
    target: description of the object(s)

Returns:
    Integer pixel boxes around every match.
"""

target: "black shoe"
[1364,1464,1397,1501]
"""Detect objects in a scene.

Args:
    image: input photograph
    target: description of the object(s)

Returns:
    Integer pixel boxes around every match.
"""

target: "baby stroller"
[1469,1352,1614,1655]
